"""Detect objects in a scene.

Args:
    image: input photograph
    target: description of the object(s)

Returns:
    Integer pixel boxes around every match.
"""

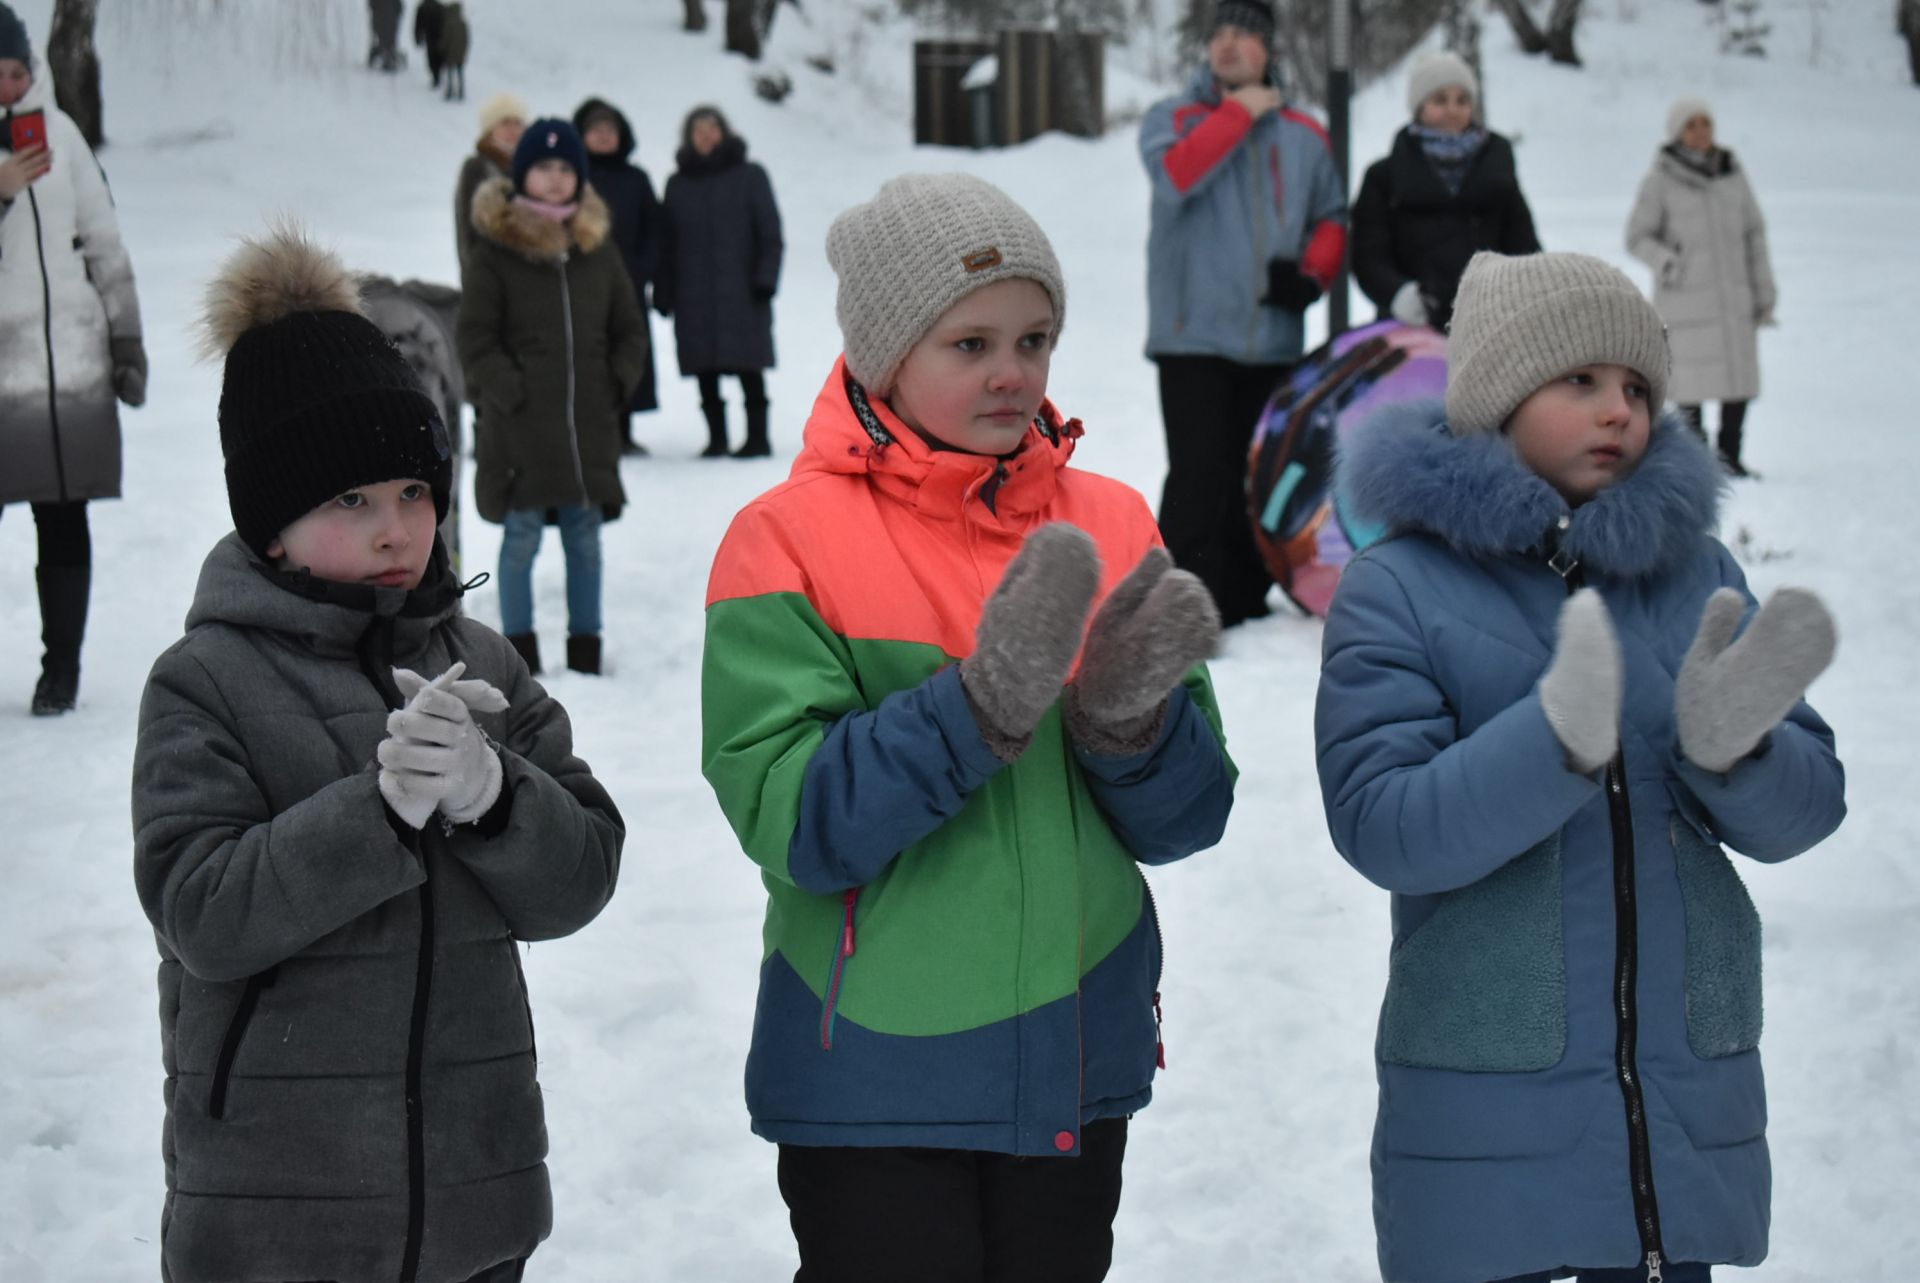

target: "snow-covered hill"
[1,1,1915,1278]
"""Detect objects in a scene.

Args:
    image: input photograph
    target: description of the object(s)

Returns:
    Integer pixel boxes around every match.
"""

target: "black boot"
[566,634,602,675]
[700,399,730,458]
[31,565,88,716]
[733,397,771,458]
[1718,401,1753,478]
[506,632,542,675]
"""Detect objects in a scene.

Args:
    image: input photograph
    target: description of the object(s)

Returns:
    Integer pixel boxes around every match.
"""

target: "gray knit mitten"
[1538,589,1623,775]
[1676,587,1836,773]
[959,524,1103,763]
[1065,547,1221,756]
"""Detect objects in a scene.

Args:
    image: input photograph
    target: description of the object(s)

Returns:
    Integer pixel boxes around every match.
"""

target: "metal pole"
[1327,0,1352,337]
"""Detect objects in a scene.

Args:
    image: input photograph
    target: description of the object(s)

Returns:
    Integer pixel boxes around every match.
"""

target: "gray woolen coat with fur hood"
[133,535,623,1283]
[457,178,648,523]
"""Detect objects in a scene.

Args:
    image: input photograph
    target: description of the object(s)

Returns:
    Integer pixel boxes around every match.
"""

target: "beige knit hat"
[826,173,1066,395]
[1406,50,1477,118]
[477,92,531,138]
[1445,251,1670,434]
[1666,95,1712,143]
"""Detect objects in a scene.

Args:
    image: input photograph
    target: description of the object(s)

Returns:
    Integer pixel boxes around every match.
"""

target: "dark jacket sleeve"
[786,665,1006,894]
[604,254,649,404]
[1349,157,1403,310]
[1500,143,1543,255]
[454,158,481,274]
[444,646,623,941]
[455,246,523,410]
[132,648,425,982]
[1073,681,1234,866]
[747,164,783,297]
[636,168,662,289]
[653,177,678,316]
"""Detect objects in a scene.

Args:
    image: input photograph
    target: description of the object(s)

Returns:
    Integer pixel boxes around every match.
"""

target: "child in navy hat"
[457,116,649,675]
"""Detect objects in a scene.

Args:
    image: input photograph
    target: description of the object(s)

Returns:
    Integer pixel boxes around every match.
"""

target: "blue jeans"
[1493,1265,1710,1283]
[497,504,602,637]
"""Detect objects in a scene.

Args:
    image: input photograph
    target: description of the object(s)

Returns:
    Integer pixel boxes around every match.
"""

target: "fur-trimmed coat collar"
[1340,398,1727,580]
[469,177,612,263]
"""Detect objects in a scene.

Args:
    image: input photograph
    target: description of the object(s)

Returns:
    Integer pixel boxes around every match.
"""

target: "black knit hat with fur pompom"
[202,223,450,556]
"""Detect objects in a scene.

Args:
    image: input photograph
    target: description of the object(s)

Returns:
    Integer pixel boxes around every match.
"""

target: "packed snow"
[1,1,1915,1279]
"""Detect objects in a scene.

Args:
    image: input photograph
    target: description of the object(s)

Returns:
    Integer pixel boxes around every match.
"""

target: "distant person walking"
[0,10,147,716]
[1350,50,1540,333]
[455,92,525,272]
[575,96,662,455]
[438,2,468,101]
[655,105,783,458]
[1627,96,1776,477]
[1139,0,1346,626]
[413,0,446,90]
[368,0,402,71]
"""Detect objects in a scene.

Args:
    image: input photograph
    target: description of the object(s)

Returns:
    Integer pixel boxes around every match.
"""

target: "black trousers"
[696,369,767,407]
[1677,399,1748,463]
[0,500,91,569]
[777,1119,1128,1283]
[1154,355,1285,626]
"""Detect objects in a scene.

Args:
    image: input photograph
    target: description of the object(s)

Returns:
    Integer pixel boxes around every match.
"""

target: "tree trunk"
[683,0,708,32]
[1490,0,1549,55]
[1544,0,1583,66]
[48,0,103,148]
[1902,0,1920,84]
[1444,0,1485,118]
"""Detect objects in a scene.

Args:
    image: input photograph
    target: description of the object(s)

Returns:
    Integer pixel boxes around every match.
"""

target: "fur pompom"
[200,220,364,358]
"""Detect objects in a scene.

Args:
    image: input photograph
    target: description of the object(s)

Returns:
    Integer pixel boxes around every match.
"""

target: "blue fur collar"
[1340,399,1727,579]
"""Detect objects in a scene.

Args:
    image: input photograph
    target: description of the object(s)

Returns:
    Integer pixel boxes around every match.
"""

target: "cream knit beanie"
[1445,251,1670,434]
[1666,95,1713,143]
[826,173,1066,395]
[1406,51,1478,119]
[478,92,531,138]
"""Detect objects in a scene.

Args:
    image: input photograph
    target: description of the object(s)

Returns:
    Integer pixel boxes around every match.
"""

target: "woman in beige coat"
[1627,96,1776,476]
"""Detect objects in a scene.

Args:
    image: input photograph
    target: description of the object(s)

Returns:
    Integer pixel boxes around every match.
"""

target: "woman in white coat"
[1626,96,1775,477]
[0,7,146,715]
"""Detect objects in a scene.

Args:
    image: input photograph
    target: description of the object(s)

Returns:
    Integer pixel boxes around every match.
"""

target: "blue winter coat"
[1315,403,1845,1283]
[1140,63,1347,366]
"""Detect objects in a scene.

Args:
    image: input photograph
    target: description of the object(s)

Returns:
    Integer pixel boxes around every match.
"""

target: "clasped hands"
[377,662,510,829]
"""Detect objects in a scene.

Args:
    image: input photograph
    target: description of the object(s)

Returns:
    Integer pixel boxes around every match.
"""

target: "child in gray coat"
[131,225,623,1283]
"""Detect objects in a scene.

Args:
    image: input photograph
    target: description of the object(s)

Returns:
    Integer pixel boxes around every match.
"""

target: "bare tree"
[685,0,709,31]
[1903,0,1920,84]
[1489,0,1548,54]
[48,0,103,147]
[1442,0,1484,115]
[1543,0,1582,65]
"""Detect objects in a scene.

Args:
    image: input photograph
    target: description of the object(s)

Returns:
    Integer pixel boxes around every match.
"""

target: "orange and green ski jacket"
[702,360,1235,1156]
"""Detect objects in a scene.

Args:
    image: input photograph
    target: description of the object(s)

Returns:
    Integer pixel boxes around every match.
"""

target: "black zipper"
[1559,552,1667,1282]
[25,183,69,500]
[207,966,277,1120]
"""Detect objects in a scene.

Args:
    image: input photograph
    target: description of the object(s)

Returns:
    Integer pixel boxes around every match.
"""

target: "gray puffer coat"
[132,534,623,1283]
[1626,145,1776,404]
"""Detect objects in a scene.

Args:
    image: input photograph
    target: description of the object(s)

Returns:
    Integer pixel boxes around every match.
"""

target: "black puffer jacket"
[655,133,783,375]
[574,98,661,412]
[1350,127,1540,331]
[133,535,624,1283]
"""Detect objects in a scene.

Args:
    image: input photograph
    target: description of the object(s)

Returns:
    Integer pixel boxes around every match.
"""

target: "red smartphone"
[9,109,47,153]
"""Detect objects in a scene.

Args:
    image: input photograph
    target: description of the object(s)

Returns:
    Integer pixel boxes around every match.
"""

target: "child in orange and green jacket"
[701,173,1235,1281]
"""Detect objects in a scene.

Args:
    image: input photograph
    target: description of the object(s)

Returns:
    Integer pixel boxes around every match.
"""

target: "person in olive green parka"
[457,117,647,677]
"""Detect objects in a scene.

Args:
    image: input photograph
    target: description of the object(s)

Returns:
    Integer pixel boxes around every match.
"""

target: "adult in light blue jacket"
[1138,0,1346,627]
[1315,251,1845,1283]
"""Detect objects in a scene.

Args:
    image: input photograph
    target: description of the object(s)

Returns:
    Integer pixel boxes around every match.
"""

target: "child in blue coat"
[1315,251,1845,1283]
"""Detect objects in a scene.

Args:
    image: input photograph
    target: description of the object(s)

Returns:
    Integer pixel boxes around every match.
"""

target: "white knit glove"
[1675,588,1835,773]
[376,662,510,828]
[1389,280,1430,328]
[1538,589,1623,775]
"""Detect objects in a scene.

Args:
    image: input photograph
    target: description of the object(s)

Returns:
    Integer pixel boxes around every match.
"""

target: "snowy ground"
[2,1,1916,1279]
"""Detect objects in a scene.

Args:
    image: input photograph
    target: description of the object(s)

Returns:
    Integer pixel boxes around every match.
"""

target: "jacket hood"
[1340,398,1726,579]
[12,54,52,113]
[793,358,1083,522]
[1656,142,1738,183]
[470,176,612,261]
[184,532,464,660]
[573,97,635,158]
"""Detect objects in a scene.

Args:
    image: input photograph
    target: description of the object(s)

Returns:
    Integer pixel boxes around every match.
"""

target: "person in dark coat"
[135,224,622,1283]
[457,119,649,677]
[438,1,468,101]
[1350,50,1540,334]
[574,95,661,456]
[368,0,402,70]
[413,0,446,89]
[655,105,783,458]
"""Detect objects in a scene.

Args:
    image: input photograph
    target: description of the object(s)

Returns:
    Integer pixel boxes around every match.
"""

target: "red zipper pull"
[840,889,858,959]
[1153,990,1166,1070]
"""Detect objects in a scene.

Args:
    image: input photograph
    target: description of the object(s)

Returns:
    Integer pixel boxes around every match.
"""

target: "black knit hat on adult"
[202,224,450,556]
[0,1,32,65]
[1211,0,1274,44]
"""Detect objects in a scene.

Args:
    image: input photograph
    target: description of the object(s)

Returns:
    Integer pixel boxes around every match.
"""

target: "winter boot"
[1718,402,1752,478]
[733,396,771,458]
[700,399,730,458]
[30,565,88,716]
[566,634,602,675]
[506,632,542,675]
